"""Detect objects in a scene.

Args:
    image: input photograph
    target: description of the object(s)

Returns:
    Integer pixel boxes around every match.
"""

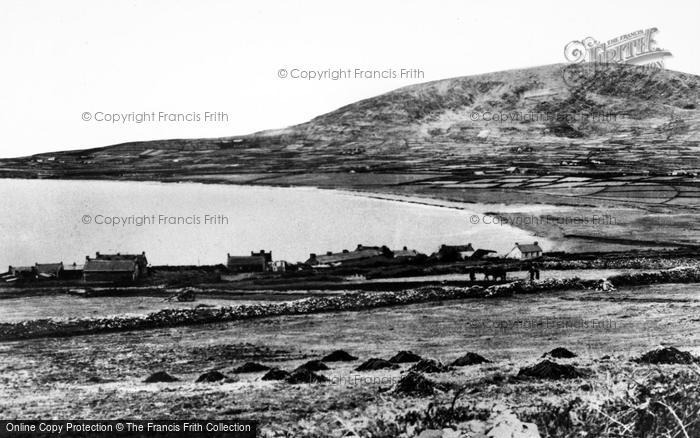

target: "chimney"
[85,255,89,261]
[96,251,100,257]
[142,251,145,255]
[342,249,349,253]
[227,253,230,258]
[326,251,333,255]
[403,246,407,251]
[310,253,316,259]
[534,241,539,246]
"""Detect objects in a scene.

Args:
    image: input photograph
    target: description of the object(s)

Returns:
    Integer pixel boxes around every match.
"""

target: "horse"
[483,266,508,282]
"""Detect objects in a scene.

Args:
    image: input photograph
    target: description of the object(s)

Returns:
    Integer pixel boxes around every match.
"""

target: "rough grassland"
[0,283,698,436]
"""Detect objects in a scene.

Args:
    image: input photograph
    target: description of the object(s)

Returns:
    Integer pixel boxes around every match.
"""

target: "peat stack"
[389,351,423,363]
[394,372,438,396]
[144,371,179,383]
[261,368,290,381]
[232,362,270,373]
[195,370,229,383]
[517,360,583,380]
[542,347,578,359]
[285,369,329,384]
[634,347,697,365]
[321,350,358,362]
[355,358,399,372]
[409,359,451,373]
[295,360,330,372]
[451,352,491,366]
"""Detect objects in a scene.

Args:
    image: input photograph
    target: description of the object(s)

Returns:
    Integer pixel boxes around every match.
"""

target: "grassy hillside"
[2,63,699,179]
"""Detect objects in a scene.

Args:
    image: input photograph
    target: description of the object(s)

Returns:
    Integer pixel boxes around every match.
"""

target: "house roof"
[84,259,137,272]
[315,248,383,264]
[441,244,474,252]
[471,249,497,259]
[35,263,63,273]
[227,255,266,266]
[95,253,147,263]
[393,249,419,258]
[516,243,543,253]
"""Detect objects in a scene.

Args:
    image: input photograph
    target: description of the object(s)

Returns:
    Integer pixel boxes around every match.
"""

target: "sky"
[0,0,698,158]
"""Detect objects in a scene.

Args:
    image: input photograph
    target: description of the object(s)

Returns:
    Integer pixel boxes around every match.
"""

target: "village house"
[7,265,37,280]
[83,252,149,283]
[6,261,86,281]
[393,246,420,261]
[470,248,498,259]
[505,242,543,259]
[227,250,271,272]
[83,259,140,283]
[270,260,288,272]
[35,262,64,279]
[60,262,84,280]
[306,244,389,267]
[435,244,474,261]
[93,251,148,274]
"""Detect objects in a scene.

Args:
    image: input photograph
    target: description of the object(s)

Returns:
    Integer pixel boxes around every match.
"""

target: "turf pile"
[634,346,697,364]
[517,360,584,380]
[233,362,270,373]
[321,350,358,362]
[451,352,490,366]
[285,369,329,384]
[295,360,329,372]
[195,370,229,383]
[143,371,179,383]
[409,359,451,373]
[543,347,577,359]
[261,368,290,381]
[393,372,438,396]
[355,358,399,371]
[389,351,422,363]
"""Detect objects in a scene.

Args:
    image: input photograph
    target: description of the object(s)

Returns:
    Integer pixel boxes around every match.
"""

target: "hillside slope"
[2,63,700,179]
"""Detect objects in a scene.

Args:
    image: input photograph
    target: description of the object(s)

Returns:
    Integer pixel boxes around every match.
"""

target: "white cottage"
[505,242,543,259]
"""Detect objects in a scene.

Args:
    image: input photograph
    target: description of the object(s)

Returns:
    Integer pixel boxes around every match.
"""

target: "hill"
[3,63,700,181]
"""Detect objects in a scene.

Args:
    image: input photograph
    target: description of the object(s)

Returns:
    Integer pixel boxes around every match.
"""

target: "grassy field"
[0,293,307,323]
[0,283,697,435]
[0,269,648,322]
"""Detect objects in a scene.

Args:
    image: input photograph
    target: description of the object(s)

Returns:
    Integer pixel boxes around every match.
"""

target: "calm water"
[0,179,547,267]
